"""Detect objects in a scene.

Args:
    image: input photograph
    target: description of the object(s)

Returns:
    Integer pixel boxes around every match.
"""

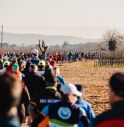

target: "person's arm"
[80,116,90,127]
[28,102,48,127]
[21,84,31,105]
[77,98,95,123]
[79,107,90,127]
[21,84,31,117]
[28,102,40,120]
[87,104,95,122]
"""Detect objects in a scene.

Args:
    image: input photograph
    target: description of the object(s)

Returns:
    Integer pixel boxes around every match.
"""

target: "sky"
[0,0,124,38]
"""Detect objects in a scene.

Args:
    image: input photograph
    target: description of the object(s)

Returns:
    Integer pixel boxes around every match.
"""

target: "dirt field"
[59,61,124,115]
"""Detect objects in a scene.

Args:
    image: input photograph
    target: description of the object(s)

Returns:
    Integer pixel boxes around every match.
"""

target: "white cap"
[61,83,83,97]
[32,49,39,55]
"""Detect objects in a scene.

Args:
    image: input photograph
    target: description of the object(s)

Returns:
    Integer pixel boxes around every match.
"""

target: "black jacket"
[23,73,45,99]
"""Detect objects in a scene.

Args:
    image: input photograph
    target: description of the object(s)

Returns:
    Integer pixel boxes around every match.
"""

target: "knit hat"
[4,61,10,66]
[12,64,19,72]
[38,60,46,67]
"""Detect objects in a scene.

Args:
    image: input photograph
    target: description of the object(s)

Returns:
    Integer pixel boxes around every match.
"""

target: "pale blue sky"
[0,0,124,38]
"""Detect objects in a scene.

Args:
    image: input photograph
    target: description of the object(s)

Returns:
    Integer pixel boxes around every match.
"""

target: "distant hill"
[2,33,100,46]
[61,43,99,51]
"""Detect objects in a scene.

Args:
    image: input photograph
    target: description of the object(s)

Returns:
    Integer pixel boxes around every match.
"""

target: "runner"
[75,84,95,126]
[23,64,45,99]
[12,63,22,81]
[94,72,124,127]
[31,49,40,65]
[28,66,62,126]
[0,73,22,127]
[38,60,46,77]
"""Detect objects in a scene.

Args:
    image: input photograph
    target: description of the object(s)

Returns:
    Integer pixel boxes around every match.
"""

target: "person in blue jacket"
[75,84,95,126]
[54,66,66,85]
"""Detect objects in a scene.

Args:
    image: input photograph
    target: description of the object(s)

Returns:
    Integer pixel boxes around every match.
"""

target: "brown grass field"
[59,61,124,115]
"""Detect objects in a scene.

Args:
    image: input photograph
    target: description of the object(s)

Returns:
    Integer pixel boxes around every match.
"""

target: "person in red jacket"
[93,72,124,127]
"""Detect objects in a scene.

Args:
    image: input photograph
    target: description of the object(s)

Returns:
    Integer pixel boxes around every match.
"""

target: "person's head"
[75,84,84,99]
[29,64,38,74]
[11,57,18,65]
[31,49,39,56]
[109,72,124,106]
[12,64,19,73]
[38,60,46,70]
[61,83,82,104]
[44,64,59,91]
[19,61,26,72]
[4,61,10,68]
[50,60,56,67]
[45,65,54,80]
[0,73,22,112]
[75,84,84,93]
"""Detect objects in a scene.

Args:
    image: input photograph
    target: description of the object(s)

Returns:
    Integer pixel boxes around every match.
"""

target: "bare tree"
[103,30,124,51]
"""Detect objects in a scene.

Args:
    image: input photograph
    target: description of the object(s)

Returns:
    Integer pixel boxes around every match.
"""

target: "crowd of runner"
[46,51,97,63]
[0,48,124,127]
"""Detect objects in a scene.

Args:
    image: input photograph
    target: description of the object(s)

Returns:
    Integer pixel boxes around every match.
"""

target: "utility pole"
[1,25,3,50]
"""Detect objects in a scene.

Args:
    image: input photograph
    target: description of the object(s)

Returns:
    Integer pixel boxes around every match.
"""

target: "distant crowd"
[46,51,97,63]
[0,49,124,127]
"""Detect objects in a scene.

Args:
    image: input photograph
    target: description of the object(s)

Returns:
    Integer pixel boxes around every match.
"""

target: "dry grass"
[59,61,124,115]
